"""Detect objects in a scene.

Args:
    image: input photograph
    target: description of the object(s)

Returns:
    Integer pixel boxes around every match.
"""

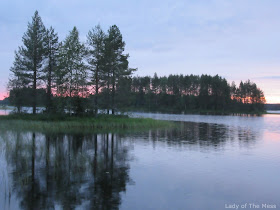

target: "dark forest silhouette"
[8,11,266,115]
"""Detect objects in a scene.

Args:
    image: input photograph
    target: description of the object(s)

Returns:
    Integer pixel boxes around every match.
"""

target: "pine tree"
[87,24,106,115]
[8,50,29,112]
[58,26,87,113]
[44,27,59,113]
[104,25,135,114]
[16,10,46,114]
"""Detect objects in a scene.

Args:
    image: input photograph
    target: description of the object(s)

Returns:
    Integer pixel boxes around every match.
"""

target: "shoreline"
[1,107,279,116]
[0,114,173,133]
[121,108,268,116]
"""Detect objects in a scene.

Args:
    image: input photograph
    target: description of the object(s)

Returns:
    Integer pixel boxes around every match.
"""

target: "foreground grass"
[0,113,173,133]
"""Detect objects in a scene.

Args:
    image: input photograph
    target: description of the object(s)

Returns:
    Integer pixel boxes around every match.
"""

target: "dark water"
[0,114,280,210]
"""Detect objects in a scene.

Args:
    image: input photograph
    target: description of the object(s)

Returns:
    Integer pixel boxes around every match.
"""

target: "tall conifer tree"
[17,10,46,114]
[87,24,106,115]
[104,25,134,114]
[44,27,59,112]
[58,27,86,113]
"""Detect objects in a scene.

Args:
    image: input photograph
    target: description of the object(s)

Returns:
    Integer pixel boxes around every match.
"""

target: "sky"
[1,0,280,103]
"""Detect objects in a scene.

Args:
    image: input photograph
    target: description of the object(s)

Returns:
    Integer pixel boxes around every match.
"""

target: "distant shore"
[120,107,268,116]
[1,105,277,116]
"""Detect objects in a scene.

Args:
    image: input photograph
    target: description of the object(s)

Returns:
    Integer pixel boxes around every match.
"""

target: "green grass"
[0,113,173,133]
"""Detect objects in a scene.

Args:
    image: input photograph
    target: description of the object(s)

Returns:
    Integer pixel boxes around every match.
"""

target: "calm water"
[0,109,10,115]
[0,113,280,210]
[0,107,44,115]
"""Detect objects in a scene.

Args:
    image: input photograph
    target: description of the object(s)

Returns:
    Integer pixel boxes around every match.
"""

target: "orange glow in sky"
[264,96,280,104]
[0,90,279,103]
[0,93,7,100]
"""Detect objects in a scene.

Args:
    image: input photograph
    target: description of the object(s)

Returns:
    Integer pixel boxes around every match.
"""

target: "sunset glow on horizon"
[0,93,7,100]
[0,87,279,104]
[265,97,280,104]
[1,0,280,104]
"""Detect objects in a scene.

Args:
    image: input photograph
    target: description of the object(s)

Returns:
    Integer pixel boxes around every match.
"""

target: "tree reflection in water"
[2,132,132,210]
[0,121,258,210]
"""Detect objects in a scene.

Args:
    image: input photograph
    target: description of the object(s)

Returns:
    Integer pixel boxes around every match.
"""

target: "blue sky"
[1,0,280,102]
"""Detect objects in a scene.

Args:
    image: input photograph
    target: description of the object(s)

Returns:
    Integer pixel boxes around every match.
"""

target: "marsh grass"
[0,113,173,133]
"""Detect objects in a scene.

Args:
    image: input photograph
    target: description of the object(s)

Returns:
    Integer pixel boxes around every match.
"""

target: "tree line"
[9,11,134,114]
[8,11,266,115]
[127,74,265,113]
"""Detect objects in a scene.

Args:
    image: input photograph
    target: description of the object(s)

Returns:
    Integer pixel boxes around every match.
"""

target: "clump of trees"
[8,11,266,115]
[230,80,266,112]
[8,11,134,114]
[127,74,265,113]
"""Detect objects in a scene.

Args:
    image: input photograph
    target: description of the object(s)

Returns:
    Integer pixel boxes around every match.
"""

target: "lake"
[0,113,279,210]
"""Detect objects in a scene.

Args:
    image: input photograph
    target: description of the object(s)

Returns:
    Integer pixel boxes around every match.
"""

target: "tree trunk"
[33,65,37,114]
[107,71,110,114]
[47,63,52,113]
[95,68,99,115]
[112,69,115,115]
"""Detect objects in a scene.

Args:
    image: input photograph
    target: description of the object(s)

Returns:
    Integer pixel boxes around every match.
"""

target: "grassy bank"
[0,113,173,133]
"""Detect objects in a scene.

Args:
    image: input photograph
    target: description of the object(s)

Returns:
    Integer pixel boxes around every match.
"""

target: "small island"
[2,11,266,131]
[0,114,171,133]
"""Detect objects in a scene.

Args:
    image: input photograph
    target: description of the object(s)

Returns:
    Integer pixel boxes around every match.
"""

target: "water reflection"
[0,120,277,210]
[0,109,10,115]
[144,122,258,150]
[1,132,132,210]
